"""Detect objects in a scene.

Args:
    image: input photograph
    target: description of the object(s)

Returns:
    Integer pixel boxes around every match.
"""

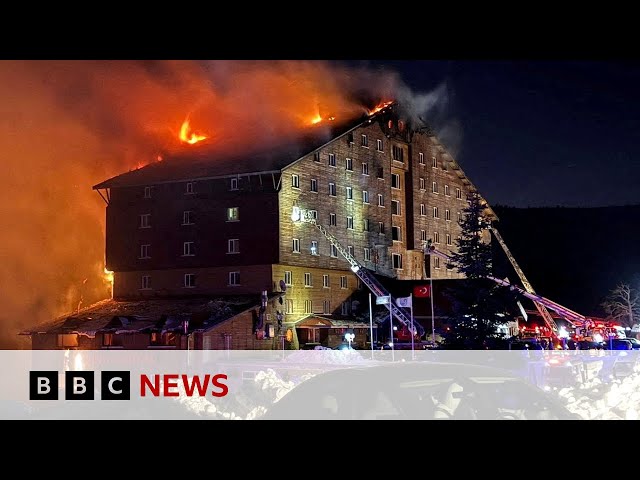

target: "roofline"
[93,169,282,190]
[197,292,285,333]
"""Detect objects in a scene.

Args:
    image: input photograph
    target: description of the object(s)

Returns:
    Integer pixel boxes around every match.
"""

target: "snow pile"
[282,349,369,365]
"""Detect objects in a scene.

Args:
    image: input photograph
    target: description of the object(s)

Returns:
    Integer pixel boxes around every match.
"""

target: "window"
[340,276,347,289]
[285,299,294,314]
[329,213,337,226]
[229,271,240,286]
[364,219,370,231]
[378,194,385,207]
[346,157,353,171]
[392,145,404,162]
[444,185,450,196]
[361,134,368,147]
[329,183,336,196]
[378,222,385,235]
[140,214,151,229]
[323,274,330,288]
[57,334,79,348]
[362,190,369,204]
[323,300,330,314]
[432,157,438,168]
[456,187,462,199]
[304,272,312,287]
[144,186,152,198]
[419,152,425,165]
[347,132,354,144]
[376,139,383,151]
[392,226,401,241]
[434,257,441,269]
[377,167,384,179]
[364,247,371,262]
[309,210,318,220]
[330,245,338,257]
[310,178,318,192]
[227,207,239,222]
[421,230,427,242]
[391,173,400,189]
[183,210,193,225]
[433,207,440,218]
[420,204,426,216]
[140,244,151,259]
[141,275,151,290]
[292,238,300,253]
[348,245,354,257]
[392,253,403,269]
[183,241,195,256]
[313,151,320,162]
[310,240,319,255]
[446,233,452,245]
[391,200,401,216]
[291,174,300,188]
[328,153,336,167]
[419,178,426,190]
[362,162,369,175]
[304,300,312,314]
[457,211,462,223]
[186,182,194,194]
[346,186,353,200]
[434,232,440,244]
[341,302,350,315]
[347,216,354,229]
[284,271,292,286]
[184,273,195,288]
[432,181,438,193]
[445,209,451,221]
[230,178,238,191]
[227,239,239,254]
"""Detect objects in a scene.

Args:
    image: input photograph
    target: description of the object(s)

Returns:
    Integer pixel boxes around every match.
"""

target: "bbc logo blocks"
[29,371,131,400]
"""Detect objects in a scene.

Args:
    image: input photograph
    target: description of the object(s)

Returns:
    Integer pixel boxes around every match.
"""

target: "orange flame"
[310,114,322,125]
[367,101,394,116]
[103,266,114,298]
[179,117,207,145]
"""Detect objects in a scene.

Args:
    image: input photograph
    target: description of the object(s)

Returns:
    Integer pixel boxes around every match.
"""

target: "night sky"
[368,60,640,208]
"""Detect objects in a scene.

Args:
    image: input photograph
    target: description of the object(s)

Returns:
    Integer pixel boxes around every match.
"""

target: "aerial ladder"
[291,206,425,339]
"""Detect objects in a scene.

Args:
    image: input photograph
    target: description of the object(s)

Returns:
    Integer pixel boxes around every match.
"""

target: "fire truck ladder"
[489,227,559,335]
[295,209,424,338]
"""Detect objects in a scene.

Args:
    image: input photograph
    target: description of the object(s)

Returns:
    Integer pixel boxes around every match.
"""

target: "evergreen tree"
[442,192,515,348]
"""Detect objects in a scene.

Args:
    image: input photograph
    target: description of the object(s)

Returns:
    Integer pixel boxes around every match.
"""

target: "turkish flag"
[413,285,431,298]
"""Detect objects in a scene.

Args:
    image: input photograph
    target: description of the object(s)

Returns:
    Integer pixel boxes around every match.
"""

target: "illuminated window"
[323,300,330,314]
[57,334,78,348]
[304,272,312,287]
[391,173,400,189]
[392,253,403,269]
[364,247,371,261]
[229,271,240,286]
[183,210,194,225]
[292,238,300,253]
[432,157,437,168]
[284,271,292,285]
[346,186,353,200]
[328,153,336,167]
[361,134,368,147]
[432,181,438,193]
[419,178,426,190]
[445,209,451,221]
[378,194,385,207]
[421,230,427,242]
[310,240,319,255]
[227,239,239,254]
[446,233,452,246]
[392,145,404,162]
[434,232,440,244]
[376,139,383,151]
[330,245,338,257]
[329,213,337,226]
[141,275,151,290]
[140,214,151,229]
[392,226,401,241]
[184,273,195,288]
[230,178,238,191]
[305,300,312,314]
[140,244,150,259]
[144,186,152,198]
[291,174,300,188]
[186,182,194,194]
[346,158,353,171]
[340,276,347,289]
[364,219,370,231]
[456,188,462,199]
[444,185,450,196]
[329,183,336,196]
[419,152,425,165]
[310,178,318,192]
[433,207,440,218]
[362,163,369,175]
[347,216,354,229]
[323,274,330,288]
[392,200,401,216]
[420,204,426,216]
[183,241,195,256]
[378,222,385,235]
[363,190,369,204]
[285,299,294,314]
[226,207,239,222]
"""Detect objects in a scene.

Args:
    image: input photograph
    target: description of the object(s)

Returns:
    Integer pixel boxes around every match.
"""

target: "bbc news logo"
[29,371,228,400]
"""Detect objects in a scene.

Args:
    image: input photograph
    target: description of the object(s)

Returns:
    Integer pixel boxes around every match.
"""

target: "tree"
[442,192,516,348]
[602,283,640,329]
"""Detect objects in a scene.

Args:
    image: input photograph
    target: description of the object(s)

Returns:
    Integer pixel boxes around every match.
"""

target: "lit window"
[229,271,240,286]
[346,158,353,171]
[391,173,400,189]
[392,226,401,241]
[292,174,300,188]
[364,247,371,262]
[392,145,404,162]
[304,272,312,287]
[230,178,238,191]
[346,186,353,200]
[329,213,337,226]
[183,210,193,225]
[347,216,354,229]
[392,200,401,216]
[433,207,440,218]
[227,239,239,254]
[362,190,369,204]
[340,276,347,289]
[186,182,194,194]
[184,273,195,288]
[285,299,294,314]
[140,244,151,259]
[378,194,385,207]
[392,253,403,269]
[310,178,318,192]
[310,240,319,255]
[305,300,312,314]
[330,245,338,257]
[144,186,152,198]
[140,214,151,229]
[362,163,369,175]
[141,275,151,290]
[419,152,425,165]
[292,238,300,253]
[432,181,438,193]
[446,233,452,246]
[284,271,292,285]
[419,178,426,190]
[323,274,330,288]
[328,153,336,167]
[329,183,336,196]
[361,134,368,147]
[183,241,195,256]
[420,204,426,216]
[445,209,451,221]
[376,139,383,151]
[226,207,239,222]
[434,232,440,244]
[444,185,450,196]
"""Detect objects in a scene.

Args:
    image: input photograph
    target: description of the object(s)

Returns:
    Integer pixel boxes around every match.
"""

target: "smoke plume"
[0,60,449,348]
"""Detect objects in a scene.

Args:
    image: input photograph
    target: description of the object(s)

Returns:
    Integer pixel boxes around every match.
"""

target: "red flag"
[413,285,431,298]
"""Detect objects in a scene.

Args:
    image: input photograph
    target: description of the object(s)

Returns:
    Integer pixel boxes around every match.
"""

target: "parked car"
[623,337,640,350]
[260,362,578,420]
[602,339,633,350]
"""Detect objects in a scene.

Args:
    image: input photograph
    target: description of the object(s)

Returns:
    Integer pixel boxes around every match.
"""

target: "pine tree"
[443,192,515,348]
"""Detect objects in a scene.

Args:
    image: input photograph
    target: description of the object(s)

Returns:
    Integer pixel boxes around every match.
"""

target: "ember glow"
[367,100,394,116]
[179,117,208,145]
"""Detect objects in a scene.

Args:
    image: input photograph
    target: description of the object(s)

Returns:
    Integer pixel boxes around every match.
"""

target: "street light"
[344,329,355,349]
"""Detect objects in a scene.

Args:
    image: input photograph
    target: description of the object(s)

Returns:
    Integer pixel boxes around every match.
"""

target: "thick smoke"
[0,60,449,348]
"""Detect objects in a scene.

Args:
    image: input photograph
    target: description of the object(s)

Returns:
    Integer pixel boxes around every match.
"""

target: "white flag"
[376,295,391,305]
[396,296,412,308]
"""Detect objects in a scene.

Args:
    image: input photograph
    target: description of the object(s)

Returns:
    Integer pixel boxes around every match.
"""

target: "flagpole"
[430,277,435,346]
[410,293,415,357]
[369,293,374,358]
